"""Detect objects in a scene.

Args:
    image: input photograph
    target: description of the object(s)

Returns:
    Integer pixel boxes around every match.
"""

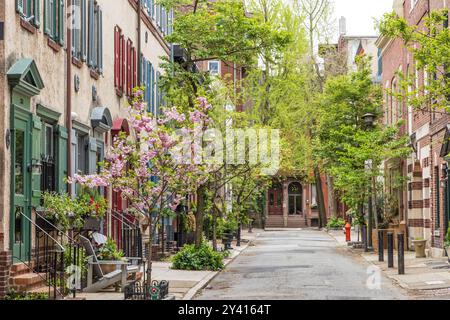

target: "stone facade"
[0,0,172,297]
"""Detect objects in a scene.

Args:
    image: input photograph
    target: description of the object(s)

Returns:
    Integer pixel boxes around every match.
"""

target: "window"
[141,57,156,114]
[411,0,418,10]
[44,0,65,45]
[17,0,41,28]
[41,123,56,193]
[311,184,317,207]
[88,0,103,74]
[208,61,220,76]
[114,27,136,97]
[72,0,87,62]
[76,132,88,176]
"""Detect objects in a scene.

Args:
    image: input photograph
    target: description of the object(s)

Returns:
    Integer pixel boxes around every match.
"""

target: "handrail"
[12,254,66,299]
[110,209,140,229]
[21,212,65,253]
[35,210,76,243]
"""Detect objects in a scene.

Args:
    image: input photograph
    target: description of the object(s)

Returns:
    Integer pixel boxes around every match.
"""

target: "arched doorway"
[288,182,303,215]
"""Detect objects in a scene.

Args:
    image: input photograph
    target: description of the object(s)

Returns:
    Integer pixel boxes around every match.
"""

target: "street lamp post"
[363,113,376,252]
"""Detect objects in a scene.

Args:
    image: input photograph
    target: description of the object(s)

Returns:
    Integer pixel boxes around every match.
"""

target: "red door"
[268,187,283,215]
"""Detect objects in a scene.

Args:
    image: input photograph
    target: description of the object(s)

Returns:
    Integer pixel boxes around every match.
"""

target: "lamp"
[362,113,376,128]
[28,160,42,174]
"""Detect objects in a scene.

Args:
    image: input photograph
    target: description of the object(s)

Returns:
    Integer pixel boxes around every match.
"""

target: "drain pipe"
[137,0,142,86]
[66,0,73,196]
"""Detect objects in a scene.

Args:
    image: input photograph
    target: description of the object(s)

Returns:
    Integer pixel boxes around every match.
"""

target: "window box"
[20,19,36,34]
[47,38,61,53]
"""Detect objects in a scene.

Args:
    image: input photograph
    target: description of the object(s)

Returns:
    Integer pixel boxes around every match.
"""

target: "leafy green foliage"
[5,291,49,300]
[326,217,346,229]
[378,9,450,112]
[314,59,410,214]
[172,242,226,271]
[42,189,107,231]
[97,238,125,261]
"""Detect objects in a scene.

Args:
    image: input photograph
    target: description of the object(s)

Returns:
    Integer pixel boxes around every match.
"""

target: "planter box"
[83,217,101,231]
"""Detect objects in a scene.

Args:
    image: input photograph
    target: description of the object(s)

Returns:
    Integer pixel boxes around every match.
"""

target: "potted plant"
[412,237,427,258]
[97,238,125,274]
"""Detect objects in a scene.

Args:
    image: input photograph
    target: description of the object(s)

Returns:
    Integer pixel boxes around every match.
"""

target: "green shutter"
[31,115,42,207]
[98,9,103,74]
[56,126,68,194]
[33,0,40,28]
[88,0,94,67]
[44,0,51,36]
[16,0,24,14]
[81,0,87,61]
[71,130,77,195]
[88,137,97,174]
[58,0,65,45]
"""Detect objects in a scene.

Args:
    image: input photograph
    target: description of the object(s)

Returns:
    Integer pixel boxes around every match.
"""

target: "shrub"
[326,217,346,229]
[5,291,48,300]
[172,242,225,271]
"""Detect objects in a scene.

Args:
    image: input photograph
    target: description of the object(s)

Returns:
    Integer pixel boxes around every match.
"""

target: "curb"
[182,236,256,300]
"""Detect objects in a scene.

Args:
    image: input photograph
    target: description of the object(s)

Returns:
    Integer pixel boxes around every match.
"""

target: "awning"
[91,107,112,134]
[111,118,130,135]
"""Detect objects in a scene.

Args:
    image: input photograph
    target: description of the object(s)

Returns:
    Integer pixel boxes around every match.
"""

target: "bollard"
[398,233,405,275]
[378,230,384,262]
[361,225,368,252]
[387,232,394,268]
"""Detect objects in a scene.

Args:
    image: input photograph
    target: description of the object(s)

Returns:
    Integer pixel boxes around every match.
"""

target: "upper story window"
[44,0,65,45]
[16,0,41,28]
[72,0,87,62]
[88,0,103,74]
[208,61,220,76]
[114,26,137,97]
[142,0,173,36]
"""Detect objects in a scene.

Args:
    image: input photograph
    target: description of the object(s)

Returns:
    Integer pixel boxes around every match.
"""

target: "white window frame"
[208,61,221,76]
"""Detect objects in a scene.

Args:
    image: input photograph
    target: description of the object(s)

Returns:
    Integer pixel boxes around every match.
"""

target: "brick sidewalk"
[327,229,450,291]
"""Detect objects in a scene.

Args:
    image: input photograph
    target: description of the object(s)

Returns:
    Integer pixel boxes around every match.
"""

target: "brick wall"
[0,251,11,298]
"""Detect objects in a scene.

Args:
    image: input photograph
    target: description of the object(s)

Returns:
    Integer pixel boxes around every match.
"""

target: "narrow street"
[196,229,408,300]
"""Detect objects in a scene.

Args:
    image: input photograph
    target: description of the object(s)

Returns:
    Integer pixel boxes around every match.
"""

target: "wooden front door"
[11,111,32,262]
[268,186,283,215]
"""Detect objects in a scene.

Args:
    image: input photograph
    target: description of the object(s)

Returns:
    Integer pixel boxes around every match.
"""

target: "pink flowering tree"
[69,89,214,281]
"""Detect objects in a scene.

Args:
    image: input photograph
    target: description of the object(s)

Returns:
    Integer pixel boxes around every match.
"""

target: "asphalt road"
[195,229,408,300]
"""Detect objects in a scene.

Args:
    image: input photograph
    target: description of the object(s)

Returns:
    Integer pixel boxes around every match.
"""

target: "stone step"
[10,263,32,277]
[10,272,47,293]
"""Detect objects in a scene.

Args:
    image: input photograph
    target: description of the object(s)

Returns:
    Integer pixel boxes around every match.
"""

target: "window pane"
[289,196,295,215]
[15,207,23,243]
[15,130,25,195]
[296,196,302,215]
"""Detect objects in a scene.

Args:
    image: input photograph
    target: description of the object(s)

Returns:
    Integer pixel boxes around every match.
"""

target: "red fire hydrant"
[344,222,351,242]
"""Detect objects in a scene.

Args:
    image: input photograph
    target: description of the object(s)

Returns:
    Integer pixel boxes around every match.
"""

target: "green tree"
[378,9,450,112]
[314,59,410,224]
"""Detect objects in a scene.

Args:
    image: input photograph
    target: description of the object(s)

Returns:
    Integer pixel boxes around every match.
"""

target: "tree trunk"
[212,210,218,252]
[314,166,327,228]
[146,216,153,283]
[327,174,337,217]
[195,186,206,248]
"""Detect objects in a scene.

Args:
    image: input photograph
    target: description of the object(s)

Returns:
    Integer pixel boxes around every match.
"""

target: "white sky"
[333,0,394,37]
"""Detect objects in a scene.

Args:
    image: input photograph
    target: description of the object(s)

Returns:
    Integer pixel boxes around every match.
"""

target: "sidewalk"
[327,229,450,292]
[77,229,259,300]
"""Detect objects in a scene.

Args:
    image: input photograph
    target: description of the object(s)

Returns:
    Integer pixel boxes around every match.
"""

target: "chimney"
[339,16,347,36]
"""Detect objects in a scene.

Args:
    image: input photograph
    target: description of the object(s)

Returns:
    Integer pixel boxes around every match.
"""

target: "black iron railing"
[124,280,169,300]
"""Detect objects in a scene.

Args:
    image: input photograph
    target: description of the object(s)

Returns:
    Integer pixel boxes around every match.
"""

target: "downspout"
[66,0,73,196]
[137,0,142,86]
